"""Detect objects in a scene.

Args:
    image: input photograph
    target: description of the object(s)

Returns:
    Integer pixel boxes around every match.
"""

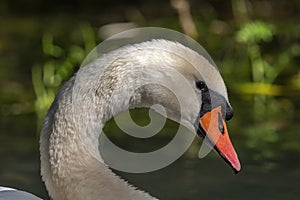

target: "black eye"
[195,80,207,92]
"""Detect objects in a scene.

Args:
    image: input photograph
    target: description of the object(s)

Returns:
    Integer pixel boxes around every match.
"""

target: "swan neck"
[40,68,157,199]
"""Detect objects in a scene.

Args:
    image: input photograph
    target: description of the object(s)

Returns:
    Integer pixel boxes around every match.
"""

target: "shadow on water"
[1,95,299,199]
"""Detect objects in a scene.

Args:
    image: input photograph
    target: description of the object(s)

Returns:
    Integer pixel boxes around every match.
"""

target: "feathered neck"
[40,39,225,200]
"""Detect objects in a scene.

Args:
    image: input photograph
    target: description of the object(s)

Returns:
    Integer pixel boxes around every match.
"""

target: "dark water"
[0,97,300,200]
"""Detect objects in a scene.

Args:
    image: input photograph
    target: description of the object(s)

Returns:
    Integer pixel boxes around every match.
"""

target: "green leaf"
[236,21,276,44]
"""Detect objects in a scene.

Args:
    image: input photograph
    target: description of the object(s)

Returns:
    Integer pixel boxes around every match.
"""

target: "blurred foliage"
[236,21,275,44]
[32,24,96,129]
[235,20,300,93]
[229,1,299,162]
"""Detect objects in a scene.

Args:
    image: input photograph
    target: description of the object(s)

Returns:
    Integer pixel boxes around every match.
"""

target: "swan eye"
[195,80,207,92]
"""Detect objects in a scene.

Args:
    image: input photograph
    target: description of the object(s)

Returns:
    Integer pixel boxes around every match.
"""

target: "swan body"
[0,187,41,200]
[40,39,241,200]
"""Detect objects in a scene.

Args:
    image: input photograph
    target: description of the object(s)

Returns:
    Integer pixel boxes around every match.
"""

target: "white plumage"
[40,39,233,200]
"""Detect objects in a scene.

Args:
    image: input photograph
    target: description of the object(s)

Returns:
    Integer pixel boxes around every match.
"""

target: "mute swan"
[38,39,240,200]
[40,40,240,200]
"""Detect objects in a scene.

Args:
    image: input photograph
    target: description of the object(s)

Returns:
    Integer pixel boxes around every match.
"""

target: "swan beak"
[197,106,241,174]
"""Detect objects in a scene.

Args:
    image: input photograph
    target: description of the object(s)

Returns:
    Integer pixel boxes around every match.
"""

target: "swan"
[32,39,241,200]
[39,39,241,199]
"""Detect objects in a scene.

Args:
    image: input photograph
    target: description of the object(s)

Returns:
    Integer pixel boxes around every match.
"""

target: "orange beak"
[198,106,241,173]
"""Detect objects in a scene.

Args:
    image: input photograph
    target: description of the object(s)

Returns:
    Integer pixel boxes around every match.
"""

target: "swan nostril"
[218,112,224,134]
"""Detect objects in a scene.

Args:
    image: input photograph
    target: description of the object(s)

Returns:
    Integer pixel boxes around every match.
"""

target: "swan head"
[70,39,240,173]
[194,80,240,173]
[123,40,241,173]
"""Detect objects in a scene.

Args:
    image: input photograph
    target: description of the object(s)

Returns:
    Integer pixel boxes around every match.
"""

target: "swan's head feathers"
[96,39,240,173]
[74,39,240,173]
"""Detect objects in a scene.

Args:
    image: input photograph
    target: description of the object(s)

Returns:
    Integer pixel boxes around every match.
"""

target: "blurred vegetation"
[32,24,96,129]
[1,0,300,185]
